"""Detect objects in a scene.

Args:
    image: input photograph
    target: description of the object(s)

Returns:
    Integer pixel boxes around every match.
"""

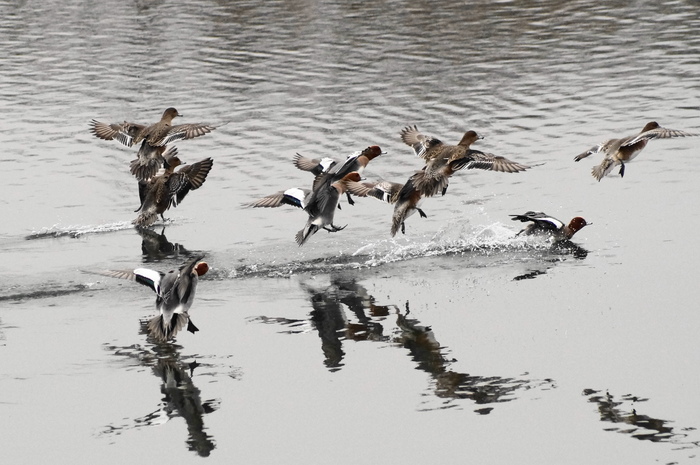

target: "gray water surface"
[2,0,700,463]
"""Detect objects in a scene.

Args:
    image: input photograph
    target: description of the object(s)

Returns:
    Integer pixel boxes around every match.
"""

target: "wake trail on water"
[6,222,587,302]
[25,221,135,240]
[215,221,587,279]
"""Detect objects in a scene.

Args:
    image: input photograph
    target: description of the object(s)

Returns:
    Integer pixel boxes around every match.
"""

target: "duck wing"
[400,125,443,159]
[89,120,145,147]
[86,268,164,295]
[168,158,214,206]
[293,153,337,176]
[456,150,530,173]
[246,188,311,208]
[623,127,697,147]
[150,123,218,146]
[510,211,564,230]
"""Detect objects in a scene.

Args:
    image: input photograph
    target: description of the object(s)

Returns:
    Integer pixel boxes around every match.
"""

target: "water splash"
[216,221,585,279]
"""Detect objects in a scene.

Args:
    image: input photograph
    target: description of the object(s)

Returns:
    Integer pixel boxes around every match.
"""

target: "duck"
[90,107,218,181]
[90,255,209,342]
[305,146,385,206]
[296,172,362,246]
[245,187,312,209]
[344,177,428,236]
[510,211,590,241]
[134,152,213,227]
[245,152,340,209]
[400,126,531,197]
[292,153,338,177]
[390,177,428,236]
[573,121,696,181]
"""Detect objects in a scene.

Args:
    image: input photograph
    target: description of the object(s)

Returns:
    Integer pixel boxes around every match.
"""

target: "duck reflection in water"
[100,341,219,457]
[255,275,554,412]
[395,303,553,411]
[512,241,589,281]
[303,277,393,370]
[136,226,191,262]
[583,389,698,448]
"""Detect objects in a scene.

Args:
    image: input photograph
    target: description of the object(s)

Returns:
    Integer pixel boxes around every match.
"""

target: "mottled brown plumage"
[574,121,696,181]
[133,155,213,227]
[400,126,531,197]
[89,107,218,181]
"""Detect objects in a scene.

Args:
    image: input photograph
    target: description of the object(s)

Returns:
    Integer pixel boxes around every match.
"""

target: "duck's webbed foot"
[324,223,347,233]
[346,193,355,206]
[187,319,199,334]
[619,162,626,178]
[401,222,406,234]
[417,208,427,218]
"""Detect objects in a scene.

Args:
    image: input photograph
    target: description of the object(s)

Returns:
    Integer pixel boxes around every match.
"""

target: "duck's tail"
[295,224,319,246]
[147,313,189,342]
[132,211,158,227]
[391,203,412,237]
[591,158,615,181]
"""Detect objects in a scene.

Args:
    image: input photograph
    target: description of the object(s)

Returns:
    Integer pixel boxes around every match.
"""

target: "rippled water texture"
[1,0,700,463]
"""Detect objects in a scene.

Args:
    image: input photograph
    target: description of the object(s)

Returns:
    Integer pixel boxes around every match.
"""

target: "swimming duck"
[134,153,213,227]
[510,211,590,241]
[90,107,218,181]
[574,121,696,181]
[91,255,209,342]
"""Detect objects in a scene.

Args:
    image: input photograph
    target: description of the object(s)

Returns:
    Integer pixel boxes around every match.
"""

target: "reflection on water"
[395,304,555,413]
[253,274,555,412]
[137,226,192,262]
[305,277,393,370]
[583,389,700,450]
[512,240,588,281]
[100,341,221,457]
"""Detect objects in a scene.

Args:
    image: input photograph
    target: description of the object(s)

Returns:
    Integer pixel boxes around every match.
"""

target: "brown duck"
[400,125,531,197]
[344,178,428,236]
[573,121,696,181]
[90,107,218,181]
[133,152,213,227]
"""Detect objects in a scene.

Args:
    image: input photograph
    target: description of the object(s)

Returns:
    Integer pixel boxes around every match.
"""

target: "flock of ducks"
[89,108,217,227]
[248,126,533,243]
[86,108,697,342]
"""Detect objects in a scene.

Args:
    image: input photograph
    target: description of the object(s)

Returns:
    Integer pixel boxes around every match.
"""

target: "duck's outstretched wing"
[89,120,145,147]
[168,157,214,206]
[84,268,164,295]
[400,125,442,159]
[623,127,697,147]
[150,123,218,146]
